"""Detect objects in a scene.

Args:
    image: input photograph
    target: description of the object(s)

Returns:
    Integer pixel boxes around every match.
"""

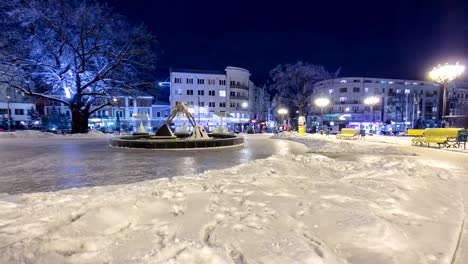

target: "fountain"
[110,102,244,149]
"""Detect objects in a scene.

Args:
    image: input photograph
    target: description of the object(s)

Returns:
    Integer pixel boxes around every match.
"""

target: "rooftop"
[170,68,225,75]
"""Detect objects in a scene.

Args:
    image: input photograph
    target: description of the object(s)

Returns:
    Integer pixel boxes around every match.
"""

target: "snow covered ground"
[0,130,112,139]
[0,133,467,263]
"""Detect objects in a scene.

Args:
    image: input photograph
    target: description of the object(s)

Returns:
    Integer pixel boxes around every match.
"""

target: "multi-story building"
[170,66,266,131]
[447,81,468,127]
[447,82,468,116]
[42,90,159,132]
[0,88,36,127]
[313,77,442,133]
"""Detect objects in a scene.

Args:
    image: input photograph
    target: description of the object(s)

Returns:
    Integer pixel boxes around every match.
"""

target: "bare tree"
[0,0,158,133]
[269,62,335,116]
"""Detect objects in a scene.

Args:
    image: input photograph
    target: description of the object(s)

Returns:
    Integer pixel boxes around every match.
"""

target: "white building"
[313,77,442,132]
[0,89,36,126]
[43,90,156,132]
[170,66,266,131]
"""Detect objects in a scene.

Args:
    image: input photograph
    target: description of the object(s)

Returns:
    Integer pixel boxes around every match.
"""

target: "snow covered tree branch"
[269,62,338,116]
[0,0,158,133]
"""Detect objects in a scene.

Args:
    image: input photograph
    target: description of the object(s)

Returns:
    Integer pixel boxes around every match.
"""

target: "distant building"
[313,77,442,132]
[170,66,267,131]
[447,81,468,116]
[42,90,158,132]
[151,100,171,128]
[446,81,468,127]
[0,88,36,125]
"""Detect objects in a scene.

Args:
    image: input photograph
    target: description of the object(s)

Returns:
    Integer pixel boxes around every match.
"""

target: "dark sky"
[105,0,467,84]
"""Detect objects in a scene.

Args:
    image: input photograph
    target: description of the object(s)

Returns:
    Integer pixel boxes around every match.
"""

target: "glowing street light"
[277,108,288,128]
[364,96,379,122]
[314,97,330,131]
[242,102,248,108]
[364,96,379,135]
[429,62,465,127]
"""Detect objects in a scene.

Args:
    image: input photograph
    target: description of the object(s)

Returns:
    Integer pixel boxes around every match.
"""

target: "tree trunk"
[71,108,89,133]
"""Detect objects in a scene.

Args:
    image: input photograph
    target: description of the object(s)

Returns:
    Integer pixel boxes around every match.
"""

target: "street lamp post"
[404,89,410,130]
[429,62,465,128]
[277,108,288,131]
[6,95,11,131]
[314,98,330,134]
[241,102,248,133]
[364,96,379,134]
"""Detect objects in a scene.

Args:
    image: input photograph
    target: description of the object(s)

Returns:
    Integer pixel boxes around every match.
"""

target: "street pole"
[405,92,408,130]
[442,82,447,128]
[320,106,324,132]
[6,95,11,131]
[197,95,200,124]
[412,94,416,129]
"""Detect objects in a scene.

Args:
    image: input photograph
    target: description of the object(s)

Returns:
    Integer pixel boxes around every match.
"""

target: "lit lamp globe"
[364,96,379,135]
[314,98,330,133]
[429,62,465,127]
[314,98,330,109]
[277,108,288,115]
[277,108,288,129]
[242,102,248,108]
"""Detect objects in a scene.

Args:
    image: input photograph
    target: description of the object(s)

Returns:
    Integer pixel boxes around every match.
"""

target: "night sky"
[104,0,467,84]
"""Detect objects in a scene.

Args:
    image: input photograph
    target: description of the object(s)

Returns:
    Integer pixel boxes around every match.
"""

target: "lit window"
[176,89,182,95]
[388,81,394,84]
[340,80,347,83]
[328,89,333,94]
[219,91,226,97]
[364,87,369,93]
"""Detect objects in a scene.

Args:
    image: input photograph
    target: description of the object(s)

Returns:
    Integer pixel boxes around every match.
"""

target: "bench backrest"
[423,128,462,138]
[341,128,359,135]
[406,129,424,136]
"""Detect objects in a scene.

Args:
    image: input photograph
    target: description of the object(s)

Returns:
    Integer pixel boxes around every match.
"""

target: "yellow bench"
[412,128,462,148]
[405,129,424,137]
[336,128,359,140]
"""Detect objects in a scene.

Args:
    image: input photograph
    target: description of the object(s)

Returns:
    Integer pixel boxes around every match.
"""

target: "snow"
[0,130,58,138]
[0,130,112,139]
[0,133,467,263]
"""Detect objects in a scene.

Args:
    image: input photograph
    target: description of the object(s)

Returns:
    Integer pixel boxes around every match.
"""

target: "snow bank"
[273,132,416,156]
[63,130,113,138]
[0,130,112,139]
[0,135,464,263]
[0,130,57,138]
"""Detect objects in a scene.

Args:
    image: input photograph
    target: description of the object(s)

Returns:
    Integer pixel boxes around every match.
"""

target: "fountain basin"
[110,133,244,149]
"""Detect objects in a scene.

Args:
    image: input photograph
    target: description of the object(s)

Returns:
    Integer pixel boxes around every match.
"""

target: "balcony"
[230,84,249,90]
[230,95,249,101]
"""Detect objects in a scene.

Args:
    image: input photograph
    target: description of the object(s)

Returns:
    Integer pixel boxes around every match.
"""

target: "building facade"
[170,66,267,131]
[42,91,163,133]
[0,88,36,128]
[313,77,442,133]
